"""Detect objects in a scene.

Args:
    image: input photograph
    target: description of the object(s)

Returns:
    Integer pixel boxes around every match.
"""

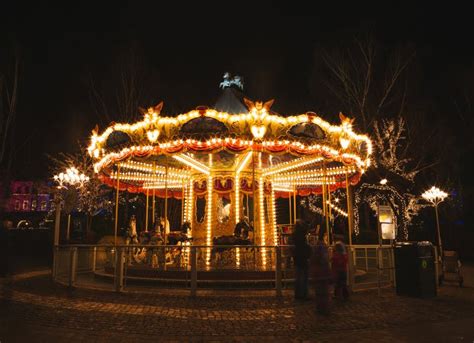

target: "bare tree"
[312,34,444,239]
[85,43,157,125]
[0,44,20,171]
[317,34,416,131]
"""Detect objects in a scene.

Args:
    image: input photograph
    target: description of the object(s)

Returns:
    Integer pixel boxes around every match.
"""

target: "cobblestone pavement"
[1,267,474,342]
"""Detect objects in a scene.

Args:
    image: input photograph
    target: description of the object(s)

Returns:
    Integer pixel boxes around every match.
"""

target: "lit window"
[31,200,37,210]
[22,200,29,210]
[40,201,47,211]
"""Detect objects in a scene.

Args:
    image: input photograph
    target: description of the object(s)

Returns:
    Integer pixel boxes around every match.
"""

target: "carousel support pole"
[252,151,257,268]
[345,168,353,246]
[152,162,156,227]
[114,165,121,246]
[293,187,297,225]
[345,167,355,291]
[164,160,168,243]
[252,152,256,245]
[323,163,329,244]
[288,191,292,225]
[327,184,332,245]
[164,159,169,271]
[246,194,249,219]
[181,182,185,226]
[145,188,149,232]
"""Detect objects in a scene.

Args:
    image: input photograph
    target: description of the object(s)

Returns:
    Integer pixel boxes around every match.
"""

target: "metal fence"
[53,244,396,296]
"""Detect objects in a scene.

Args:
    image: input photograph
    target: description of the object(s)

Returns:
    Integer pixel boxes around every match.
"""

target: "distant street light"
[53,167,89,189]
[422,186,448,258]
[53,166,90,243]
[379,178,388,185]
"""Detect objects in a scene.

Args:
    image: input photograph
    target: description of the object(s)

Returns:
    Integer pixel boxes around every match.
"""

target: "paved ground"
[1,265,474,342]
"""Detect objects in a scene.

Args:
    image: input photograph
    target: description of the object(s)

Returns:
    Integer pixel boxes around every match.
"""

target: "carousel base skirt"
[95,265,295,288]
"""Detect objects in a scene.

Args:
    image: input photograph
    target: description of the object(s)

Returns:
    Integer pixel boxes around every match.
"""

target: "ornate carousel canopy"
[87,85,372,199]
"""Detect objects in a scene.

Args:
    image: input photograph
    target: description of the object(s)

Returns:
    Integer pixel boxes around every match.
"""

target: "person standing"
[332,241,349,300]
[291,220,311,300]
[311,238,332,315]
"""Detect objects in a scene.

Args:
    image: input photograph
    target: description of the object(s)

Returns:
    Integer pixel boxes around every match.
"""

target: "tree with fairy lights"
[307,35,438,241]
[49,151,114,241]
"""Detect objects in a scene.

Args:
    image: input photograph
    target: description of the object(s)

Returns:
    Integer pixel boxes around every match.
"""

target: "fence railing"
[52,244,396,296]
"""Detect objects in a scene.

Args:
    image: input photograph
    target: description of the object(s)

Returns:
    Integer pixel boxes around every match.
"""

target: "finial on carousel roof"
[92,124,99,136]
[219,72,244,90]
[139,101,164,116]
[243,98,274,111]
[339,112,355,126]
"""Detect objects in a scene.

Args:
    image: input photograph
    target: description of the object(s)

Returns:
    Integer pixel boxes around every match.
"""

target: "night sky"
[1,3,473,180]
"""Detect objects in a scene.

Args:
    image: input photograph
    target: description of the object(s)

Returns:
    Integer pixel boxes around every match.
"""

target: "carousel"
[87,76,372,277]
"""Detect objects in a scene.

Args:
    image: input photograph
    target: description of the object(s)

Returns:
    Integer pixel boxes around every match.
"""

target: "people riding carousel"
[234,216,253,240]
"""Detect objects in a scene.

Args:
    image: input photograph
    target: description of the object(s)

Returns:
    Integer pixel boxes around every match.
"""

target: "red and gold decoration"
[87,98,372,248]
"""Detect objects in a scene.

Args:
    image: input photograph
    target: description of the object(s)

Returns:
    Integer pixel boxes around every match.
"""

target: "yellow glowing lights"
[422,186,448,205]
[147,130,160,143]
[54,167,89,188]
[339,137,350,150]
[234,151,253,224]
[172,154,210,175]
[206,154,213,266]
[88,106,372,176]
[251,125,266,139]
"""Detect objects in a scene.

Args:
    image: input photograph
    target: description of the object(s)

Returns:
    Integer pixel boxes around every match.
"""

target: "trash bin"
[394,241,436,298]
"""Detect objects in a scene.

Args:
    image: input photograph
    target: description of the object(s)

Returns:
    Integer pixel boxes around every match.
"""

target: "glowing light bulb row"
[187,178,194,223]
[93,139,370,176]
[327,201,348,217]
[271,166,357,182]
[263,156,324,176]
[109,172,186,183]
[206,155,213,266]
[117,167,189,180]
[273,178,336,187]
[259,174,267,267]
[270,187,278,246]
[89,108,372,162]
[118,161,190,177]
[173,154,210,175]
[142,183,183,190]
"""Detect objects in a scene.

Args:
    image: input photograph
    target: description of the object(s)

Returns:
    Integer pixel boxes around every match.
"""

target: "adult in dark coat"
[291,220,311,300]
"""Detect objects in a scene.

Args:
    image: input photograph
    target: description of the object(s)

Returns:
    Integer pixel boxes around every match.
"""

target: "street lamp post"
[53,167,89,243]
[422,186,448,258]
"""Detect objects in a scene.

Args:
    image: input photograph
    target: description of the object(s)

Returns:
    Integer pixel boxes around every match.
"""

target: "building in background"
[1,181,53,229]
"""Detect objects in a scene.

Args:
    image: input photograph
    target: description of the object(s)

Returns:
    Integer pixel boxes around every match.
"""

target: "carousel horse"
[132,231,150,264]
[210,219,253,264]
[125,215,140,264]
[146,228,164,267]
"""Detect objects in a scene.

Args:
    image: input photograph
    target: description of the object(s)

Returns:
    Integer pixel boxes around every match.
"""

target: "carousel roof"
[87,79,372,197]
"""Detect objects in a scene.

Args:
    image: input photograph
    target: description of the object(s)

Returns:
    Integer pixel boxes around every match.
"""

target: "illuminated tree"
[49,150,113,240]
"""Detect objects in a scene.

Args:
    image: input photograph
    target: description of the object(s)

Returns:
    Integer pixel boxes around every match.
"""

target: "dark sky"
[1,2,473,179]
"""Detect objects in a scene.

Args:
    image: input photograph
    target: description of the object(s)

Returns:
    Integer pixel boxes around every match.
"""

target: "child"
[332,241,349,300]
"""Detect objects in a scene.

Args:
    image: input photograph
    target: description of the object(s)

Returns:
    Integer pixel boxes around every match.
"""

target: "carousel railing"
[52,244,396,296]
